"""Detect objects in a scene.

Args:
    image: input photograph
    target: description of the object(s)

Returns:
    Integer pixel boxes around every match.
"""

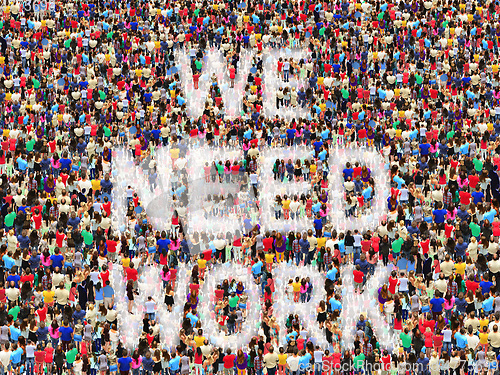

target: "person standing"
[263,346,279,375]
[118,350,133,375]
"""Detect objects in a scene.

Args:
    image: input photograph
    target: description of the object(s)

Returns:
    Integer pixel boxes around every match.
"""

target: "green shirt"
[82,230,93,245]
[26,139,35,152]
[229,295,239,308]
[66,348,78,364]
[8,306,20,320]
[470,222,481,237]
[216,164,224,175]
[400,332,412,348]
[353,353,365,369]
[473,158,483,172]
[4,212,16,227]
[392,238,404,253]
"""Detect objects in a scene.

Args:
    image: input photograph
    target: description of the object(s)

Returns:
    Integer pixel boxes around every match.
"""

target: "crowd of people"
[2,0,500,373]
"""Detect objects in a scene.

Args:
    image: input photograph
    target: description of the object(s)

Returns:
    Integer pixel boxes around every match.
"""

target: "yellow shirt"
[91,179,101,191]
[480,319,489,331]
[170,148,180,159]
[493,65,499,74]
[194,335,205,348]
[278,354,288,365]
[43,290,55,303]
[310,165,317,174]
[121,257,131,268]
[198,259,207,269]
[282,200,291,209]
[317,237,326,249]
[265,253,274,264]
[454,262,466,276]
[479,332,489,344]
[292,282,301,292]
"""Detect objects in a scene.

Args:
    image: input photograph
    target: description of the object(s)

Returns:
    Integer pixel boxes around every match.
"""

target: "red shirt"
[190,283,200,294]
[469,175,480,189]
[37,306,47,322]
[433,334,443,347]
[32,214,42,229]
[263,237,274,251]
[353,270,364,283]
[420,239,430,254]
[459,191,471,205]
[56,232,66,247]
[466,280,479,293]
[126,267,139,281]
[20,274,34,286]
[215,289,224,300]
[35,351,45,363]
[99,270,110,285]
[424,331,433,347]
[223,354,236,369]
[388,276,399,294]
[493,222,500,237]
[107,240,117,253]
[102,201,112,216]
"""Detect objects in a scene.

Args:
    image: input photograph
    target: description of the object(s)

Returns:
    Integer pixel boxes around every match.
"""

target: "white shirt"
[145,301,156,313]
[287,357,300,372]
[0,350,11,367]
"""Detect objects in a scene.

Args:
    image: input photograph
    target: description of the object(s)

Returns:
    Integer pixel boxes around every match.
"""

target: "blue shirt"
[169,357,180,372]
[433,209,447,224]
[419,143,431,155]
[483,296,494,312]
[454,332,467,349]
[480,280,493,295]
[299,353,312,370]
[326,268,337,281]
[286,129,296,139]
[50,254,64,268]
[9,327,21,342]
[6,274,20,288]
[59,326,74,341]
[186,312,199,327]
[330,298,342,311]
[252,261,263,275]
[10,348,23,364]
[118,357,133,372]
[430,297,445,312]
[157,238,171,253]
[103,285,114,298]
[2,255,15,271]
[472,191,484,204]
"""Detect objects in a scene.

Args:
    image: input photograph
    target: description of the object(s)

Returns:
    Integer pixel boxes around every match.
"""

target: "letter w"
[176,49,251,119]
